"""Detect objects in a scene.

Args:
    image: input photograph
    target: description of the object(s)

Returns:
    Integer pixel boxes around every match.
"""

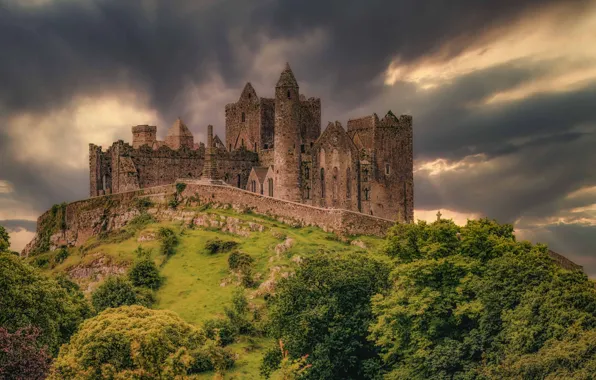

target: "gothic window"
[268,178,274,196]
[305,166,310,179]
[346,167,352,198]
[363,168,369,182]
[300,144,305,153]
[385,163,390,175]
[332,167,338,200]
[241,112,246,122]
[229,144,232,151]
[287,90,291,99]
[248,93,251,99]
[251,180,256,192]
[364,187,370,201]
[237,174,241,188]
[304,186,310,199]
[254,142,257,152]
[320,168,325,198]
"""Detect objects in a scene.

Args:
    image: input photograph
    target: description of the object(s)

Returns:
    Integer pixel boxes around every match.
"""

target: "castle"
[89,63,414,222]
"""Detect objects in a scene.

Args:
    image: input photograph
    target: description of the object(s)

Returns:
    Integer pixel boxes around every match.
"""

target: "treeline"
[1,218,596,379]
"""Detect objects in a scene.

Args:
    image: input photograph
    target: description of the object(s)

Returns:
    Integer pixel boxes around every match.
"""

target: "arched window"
[251,180,256,192]
[363,168,369,182]
[237,174,241,188]
[364,187,370,201]
[241,112,246,122]
[346,167,352,198]
[305,166,310,179]
[287,90,291,99]
[320,168,325,198]
[385,163,390,176]
[304,186,310,199]
[332,167,338,200]
[254,142,257,152]
[268,178,274,196]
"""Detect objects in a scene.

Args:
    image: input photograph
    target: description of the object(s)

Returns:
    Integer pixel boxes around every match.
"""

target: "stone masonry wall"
[24,182,395,255]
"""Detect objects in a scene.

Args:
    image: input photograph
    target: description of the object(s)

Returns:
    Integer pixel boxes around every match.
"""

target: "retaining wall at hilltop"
[22,182,395,255]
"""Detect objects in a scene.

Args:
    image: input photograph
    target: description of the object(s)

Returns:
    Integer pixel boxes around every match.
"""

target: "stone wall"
[24,182,395,255]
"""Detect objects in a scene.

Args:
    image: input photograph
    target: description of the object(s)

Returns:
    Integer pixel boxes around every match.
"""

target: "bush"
[189,342,236,374]
[128,259,162,289]
[32,256,50,269]
[0,252,92,355]
[203,318,237,346]
[158,227,178,257]
[48,306,218,379]
[55,248,69,264]
[127,213,155,230]
[91,276,141,313]
[205,238,239,254]
[228,251,254,270]
[0,327,52,379]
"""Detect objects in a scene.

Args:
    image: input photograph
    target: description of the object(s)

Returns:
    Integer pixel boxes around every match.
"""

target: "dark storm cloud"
[0,219,37,233]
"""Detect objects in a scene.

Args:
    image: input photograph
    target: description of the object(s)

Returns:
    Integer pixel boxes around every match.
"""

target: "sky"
[0,0,595,274]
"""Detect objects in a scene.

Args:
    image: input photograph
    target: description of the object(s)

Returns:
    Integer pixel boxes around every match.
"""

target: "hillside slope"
[28,205,385,378]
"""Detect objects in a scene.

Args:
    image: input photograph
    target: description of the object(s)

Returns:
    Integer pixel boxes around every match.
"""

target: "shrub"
[0,252,92,355]
[0,327,52,379]
[205,238,239,254]
[91,276,140,313]
[48,306,220,379]
[228,251,254,270]
[128,259,162,289]
[127,213,155,230]
[158,227,178,257]
[203,318,237,346]
[175,182,187,194]
[55,248,69,264]
[133,197,153,211]
[32,256,50,269]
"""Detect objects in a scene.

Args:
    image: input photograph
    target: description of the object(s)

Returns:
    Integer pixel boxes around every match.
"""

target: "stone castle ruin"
[89,63,414,222]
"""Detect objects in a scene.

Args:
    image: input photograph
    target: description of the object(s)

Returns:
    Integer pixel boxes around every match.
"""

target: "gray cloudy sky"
[1,0,595,274]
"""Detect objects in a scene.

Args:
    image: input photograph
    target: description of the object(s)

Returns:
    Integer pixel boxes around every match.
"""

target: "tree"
[91,276,143,313]
[49,305,231,379]
[263,253,390,379]
[0,225,10,253]
[370,218,596,379]
[0,327,51,380]
[128,259,162,289]
[0,252,92,355]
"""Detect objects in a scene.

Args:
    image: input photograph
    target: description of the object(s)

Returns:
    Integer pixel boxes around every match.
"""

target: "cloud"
[0,0,595,273]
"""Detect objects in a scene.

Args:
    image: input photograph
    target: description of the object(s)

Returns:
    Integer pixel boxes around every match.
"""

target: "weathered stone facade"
[90,63,414,222]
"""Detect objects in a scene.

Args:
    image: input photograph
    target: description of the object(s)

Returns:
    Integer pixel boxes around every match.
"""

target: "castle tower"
[273,63,302,202]
[132,125,157,149]
[165,118,194,150]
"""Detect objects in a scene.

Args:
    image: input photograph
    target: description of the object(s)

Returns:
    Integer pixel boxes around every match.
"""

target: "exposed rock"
[275,238,295,255]
[67,253,128,293]
[137,231,156,242]
[350,239,367,249]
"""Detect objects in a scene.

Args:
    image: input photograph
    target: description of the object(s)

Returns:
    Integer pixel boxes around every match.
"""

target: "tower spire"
[276,62,299,88]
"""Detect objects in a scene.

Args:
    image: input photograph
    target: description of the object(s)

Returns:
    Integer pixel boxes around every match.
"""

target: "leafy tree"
[91,276,148,313]
[0,252,92,355]
[370,218,596,379]
[0,225,9,253]
[128,258,162,289]
[158,227,178,257]
[49,305,233,379]
[0,327,51,380]
[263,253,390,379]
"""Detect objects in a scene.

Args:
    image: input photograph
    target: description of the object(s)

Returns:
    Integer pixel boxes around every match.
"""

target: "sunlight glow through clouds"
[0,181,14,194]
[384,3,596,103]
[7,94,160,170]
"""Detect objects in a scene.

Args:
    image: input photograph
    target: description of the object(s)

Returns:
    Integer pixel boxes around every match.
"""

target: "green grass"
[33,207,385,378]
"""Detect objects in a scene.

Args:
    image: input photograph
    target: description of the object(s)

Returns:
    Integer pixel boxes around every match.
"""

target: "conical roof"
[167,118,193,137]
[276,62,299,88]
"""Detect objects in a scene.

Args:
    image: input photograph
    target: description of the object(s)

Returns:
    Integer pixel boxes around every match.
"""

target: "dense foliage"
[91,275,154,313]
[0,225,9,253]
[205,238,239,254]
[158,227,179,257]
[128,258,162,289]
[0,252,92,355]
[263,253,390,379]
[0,327,51,380]
[370,218,596,379]
[49,305,232,379]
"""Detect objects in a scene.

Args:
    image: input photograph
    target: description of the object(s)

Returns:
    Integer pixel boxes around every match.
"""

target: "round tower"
[273,63,302,202]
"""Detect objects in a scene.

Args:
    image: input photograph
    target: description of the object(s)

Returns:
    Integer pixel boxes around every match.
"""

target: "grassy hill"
[27,206,386,378]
